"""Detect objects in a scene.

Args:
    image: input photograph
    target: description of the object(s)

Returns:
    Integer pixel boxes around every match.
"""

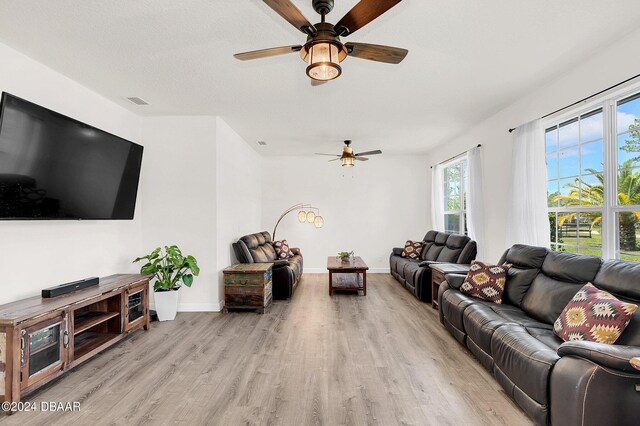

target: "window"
[545,89,640,262]
[443,158,467,234]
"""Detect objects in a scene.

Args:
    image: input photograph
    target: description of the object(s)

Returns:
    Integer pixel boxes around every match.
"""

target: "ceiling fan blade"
[355,157,370,161]
[355,150,382,156]
[345,42,408,64]
[334,0,402,36]
[263,0,316,34]
[329,158,341,162]
[311,79,327,86]
[234,45,302,61]
[315,153,341,156]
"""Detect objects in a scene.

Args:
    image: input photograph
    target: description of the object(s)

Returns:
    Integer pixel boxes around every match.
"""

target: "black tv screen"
[0,93,143,220]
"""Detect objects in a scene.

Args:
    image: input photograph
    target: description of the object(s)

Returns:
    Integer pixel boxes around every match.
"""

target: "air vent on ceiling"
[126,97,149,106]
[257,141,267,146]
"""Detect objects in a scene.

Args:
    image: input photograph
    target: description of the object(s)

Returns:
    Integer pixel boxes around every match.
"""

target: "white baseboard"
[150,301,224,313]
[303,268,389,274]
[178,302,223,312]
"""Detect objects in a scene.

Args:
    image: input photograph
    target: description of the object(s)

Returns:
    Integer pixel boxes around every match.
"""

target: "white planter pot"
[154,289,179,321]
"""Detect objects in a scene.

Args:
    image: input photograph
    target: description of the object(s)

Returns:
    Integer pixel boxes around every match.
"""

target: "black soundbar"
[42,277,100,298]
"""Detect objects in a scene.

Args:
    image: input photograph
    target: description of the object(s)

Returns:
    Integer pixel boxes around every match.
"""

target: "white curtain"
[431,164,445,231]
[506,119,551,248]
[466,146,485,259]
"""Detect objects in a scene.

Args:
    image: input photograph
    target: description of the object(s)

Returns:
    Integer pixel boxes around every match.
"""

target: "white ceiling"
[0,0,639,155]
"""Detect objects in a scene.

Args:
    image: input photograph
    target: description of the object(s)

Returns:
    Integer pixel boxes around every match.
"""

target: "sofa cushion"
[288,255,303,280]
[440,289,478,333]
[446,233,469,249]
[423,243,444,261]
[503,267,540,307]
[502,244,548,269]
[463,302,550,357]
[491,324,560,406]
[592,259,640,300]
[392,256,414,277]
[521,251,601,324]
[401,240,424,260]
[460,261,511,304]
[249,246,271,262]
[272,240,294,259]
[403,260,421,289]
[436,246,462,262]
[435,232,449,245]
[541,251,602,283]
[553,283,638,344]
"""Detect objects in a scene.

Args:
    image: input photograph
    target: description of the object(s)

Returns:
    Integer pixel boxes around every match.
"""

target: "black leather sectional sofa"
[232,231,303,299]
[390,230,477,302]
[438,244,640,425]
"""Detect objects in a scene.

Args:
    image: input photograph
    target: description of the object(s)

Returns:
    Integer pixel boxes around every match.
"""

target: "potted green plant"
[133,245,200,321]
[337,250,354,263]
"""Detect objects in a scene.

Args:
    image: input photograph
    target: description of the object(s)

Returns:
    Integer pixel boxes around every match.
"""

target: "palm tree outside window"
[545,91,640,262]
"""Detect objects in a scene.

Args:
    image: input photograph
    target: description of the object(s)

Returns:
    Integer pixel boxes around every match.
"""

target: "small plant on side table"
[338,251,354,262]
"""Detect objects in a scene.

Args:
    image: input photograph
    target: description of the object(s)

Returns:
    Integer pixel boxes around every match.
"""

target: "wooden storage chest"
[223,263,273,314]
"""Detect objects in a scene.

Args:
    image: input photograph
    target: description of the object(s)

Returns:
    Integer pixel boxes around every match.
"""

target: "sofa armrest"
[557,341,640,373]
[419,260,445,267]
[392,247,403,256]
[631,357,640,371]
[444,273,467,289]
[291,248,301,255]
[255,260,290,267]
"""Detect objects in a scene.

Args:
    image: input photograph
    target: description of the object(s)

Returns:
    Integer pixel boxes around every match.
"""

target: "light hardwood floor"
[1,274,531,426]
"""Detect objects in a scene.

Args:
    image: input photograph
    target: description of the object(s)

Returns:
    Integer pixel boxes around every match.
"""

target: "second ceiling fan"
[316,140,382,167]
[234,0,408,82]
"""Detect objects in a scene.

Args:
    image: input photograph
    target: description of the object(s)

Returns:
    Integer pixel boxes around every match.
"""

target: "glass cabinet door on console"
[20,312,67,389]
[124,284,147,332]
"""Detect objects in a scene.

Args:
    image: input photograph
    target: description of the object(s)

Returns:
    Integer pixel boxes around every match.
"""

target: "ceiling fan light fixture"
[305,42,342,81]
[314,215,324,228]
[341,156,355,167]
[298,211,307,222]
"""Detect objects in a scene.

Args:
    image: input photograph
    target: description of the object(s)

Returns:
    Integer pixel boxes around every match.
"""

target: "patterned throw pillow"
[553,283,638,344]
[272,240,294,259]
[401,240,424,260]
[460,261,511,304]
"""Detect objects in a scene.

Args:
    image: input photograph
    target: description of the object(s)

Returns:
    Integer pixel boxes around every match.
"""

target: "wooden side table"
[429,263,471,309]
[223,263,273,314]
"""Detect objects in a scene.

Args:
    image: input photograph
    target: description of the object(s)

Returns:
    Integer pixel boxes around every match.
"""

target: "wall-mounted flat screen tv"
[0,93,143,220]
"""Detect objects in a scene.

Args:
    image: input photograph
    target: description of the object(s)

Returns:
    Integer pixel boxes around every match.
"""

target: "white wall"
[215,117,262,303]
[424,28,640,263]
[140,116,218,311]
[0,42,143,304]
[261,155,430,272]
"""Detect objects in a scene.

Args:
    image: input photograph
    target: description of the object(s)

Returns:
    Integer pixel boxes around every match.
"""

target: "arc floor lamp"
[273,203,324,240]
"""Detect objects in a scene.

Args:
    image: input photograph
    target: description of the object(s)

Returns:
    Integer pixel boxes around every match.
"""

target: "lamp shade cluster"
[298,208,324,228]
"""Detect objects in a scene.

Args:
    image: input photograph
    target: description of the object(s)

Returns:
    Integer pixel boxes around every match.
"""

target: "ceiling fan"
[234,0,408,83]
[316,140,382,167]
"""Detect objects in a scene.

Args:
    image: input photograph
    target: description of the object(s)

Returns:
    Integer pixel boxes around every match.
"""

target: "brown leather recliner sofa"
[438,244,640,425]
[232,231,303,299]
[390,230,477,302]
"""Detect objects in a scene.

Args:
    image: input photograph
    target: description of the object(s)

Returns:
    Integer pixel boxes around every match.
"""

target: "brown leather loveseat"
[232,231,303,299]
[390,230,477,302]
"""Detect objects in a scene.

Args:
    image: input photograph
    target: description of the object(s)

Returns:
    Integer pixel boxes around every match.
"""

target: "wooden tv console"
[0,274,151,413]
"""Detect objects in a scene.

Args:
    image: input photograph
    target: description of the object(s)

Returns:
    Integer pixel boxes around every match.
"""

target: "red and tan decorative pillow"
[553,283,638,344]
[272,240,294,259]
[460,261,511,304]
[401,240,424,260]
